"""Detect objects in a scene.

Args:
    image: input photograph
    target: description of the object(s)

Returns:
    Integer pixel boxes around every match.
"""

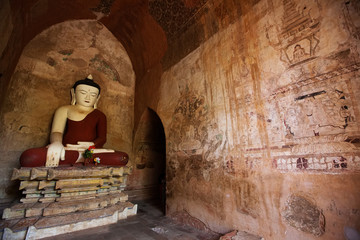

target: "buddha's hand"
[46,142,65,167]
[65,142,95,151]
[77,141,95,148]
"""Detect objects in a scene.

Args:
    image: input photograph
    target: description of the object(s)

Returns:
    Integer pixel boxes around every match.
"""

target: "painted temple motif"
[279,0,320,66]
[260,0,360,172]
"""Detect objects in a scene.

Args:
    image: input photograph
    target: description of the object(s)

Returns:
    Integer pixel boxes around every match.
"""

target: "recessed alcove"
[126,108,166,214]
[0,19,135,199]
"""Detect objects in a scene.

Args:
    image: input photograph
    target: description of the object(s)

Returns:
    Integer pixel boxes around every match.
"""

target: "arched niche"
[0,20,135,199]
[127,107,166,212]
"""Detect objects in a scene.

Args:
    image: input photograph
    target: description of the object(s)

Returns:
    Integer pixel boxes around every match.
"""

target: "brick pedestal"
[1,166,137,240]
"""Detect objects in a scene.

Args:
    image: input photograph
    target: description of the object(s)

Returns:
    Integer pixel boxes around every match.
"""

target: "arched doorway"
[126,108,166,214]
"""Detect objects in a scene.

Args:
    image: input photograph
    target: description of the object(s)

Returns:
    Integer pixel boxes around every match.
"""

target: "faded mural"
[158,0,360,239]
[167,85,227,181]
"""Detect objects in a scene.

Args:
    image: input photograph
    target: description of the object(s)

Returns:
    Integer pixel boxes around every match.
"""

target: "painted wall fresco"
[261,0,360,175]
[167,86,226,180]
[157,0,360,239]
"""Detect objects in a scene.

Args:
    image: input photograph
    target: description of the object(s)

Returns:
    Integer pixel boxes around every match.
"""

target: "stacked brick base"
[0,166,137,240]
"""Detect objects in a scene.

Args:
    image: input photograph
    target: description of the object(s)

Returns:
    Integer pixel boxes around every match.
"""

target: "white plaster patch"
[151,226,169,234]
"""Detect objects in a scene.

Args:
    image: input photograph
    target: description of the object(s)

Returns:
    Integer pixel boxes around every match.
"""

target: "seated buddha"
[20,75,129,167]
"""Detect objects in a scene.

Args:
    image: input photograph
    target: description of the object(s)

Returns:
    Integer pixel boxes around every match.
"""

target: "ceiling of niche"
[91,0,210,41]
[4,0,211,86]
[148,0,209,41]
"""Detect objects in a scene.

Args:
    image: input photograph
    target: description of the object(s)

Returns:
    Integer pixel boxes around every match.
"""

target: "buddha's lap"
[20,147,128,167]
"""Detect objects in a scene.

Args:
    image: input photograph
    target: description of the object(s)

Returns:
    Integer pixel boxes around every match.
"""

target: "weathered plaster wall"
[0,20,135,200]
[157,0,360,239]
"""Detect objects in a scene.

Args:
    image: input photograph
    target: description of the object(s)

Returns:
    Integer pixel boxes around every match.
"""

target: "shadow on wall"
[126,108,166,212]
[344,226,360,240]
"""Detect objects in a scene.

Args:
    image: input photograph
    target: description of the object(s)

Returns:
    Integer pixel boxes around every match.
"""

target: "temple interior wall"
[0,0,359,239]
[153,0,360,239]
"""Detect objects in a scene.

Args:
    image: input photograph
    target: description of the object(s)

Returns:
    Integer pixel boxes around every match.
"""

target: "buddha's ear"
[94,94,100,109]
[70,88,76,105]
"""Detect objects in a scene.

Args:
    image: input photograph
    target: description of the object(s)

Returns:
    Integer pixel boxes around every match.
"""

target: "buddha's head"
[71,74,101,108]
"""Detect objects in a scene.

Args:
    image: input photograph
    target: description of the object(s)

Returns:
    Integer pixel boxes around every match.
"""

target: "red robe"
[20,109,128,167]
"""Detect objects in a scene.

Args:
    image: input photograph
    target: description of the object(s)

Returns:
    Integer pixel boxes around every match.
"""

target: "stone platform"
[0,166,137,240]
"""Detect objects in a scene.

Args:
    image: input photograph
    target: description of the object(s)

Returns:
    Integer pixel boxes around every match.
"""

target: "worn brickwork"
[282,195,325,236]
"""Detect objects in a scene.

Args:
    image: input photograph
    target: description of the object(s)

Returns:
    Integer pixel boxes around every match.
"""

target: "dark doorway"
[127,108,166,214]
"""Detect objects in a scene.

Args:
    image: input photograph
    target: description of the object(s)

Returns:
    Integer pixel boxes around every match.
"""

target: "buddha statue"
[20,75,129,167]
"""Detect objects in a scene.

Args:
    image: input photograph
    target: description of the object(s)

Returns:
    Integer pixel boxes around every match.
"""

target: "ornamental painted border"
[272,154,360,172]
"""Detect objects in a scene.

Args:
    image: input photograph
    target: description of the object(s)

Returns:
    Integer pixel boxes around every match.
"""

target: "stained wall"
[154,0,360,239]
[0,20,135,200]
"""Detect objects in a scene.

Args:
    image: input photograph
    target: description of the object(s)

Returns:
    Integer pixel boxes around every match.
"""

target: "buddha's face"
[74,84,100,108]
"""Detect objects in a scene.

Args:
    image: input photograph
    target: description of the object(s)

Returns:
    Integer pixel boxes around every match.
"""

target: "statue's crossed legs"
[20,147,128,167]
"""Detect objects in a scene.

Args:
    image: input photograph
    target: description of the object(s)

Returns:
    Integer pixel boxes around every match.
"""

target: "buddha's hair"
[72,77,101,93]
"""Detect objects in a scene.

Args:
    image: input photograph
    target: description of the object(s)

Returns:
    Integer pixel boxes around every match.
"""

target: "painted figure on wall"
[293,44,309,62]
[20,75,129,167]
